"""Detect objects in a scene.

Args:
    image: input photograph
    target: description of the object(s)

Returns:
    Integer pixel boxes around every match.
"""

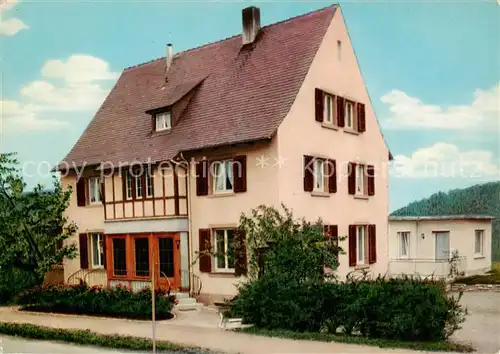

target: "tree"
[0,153,77,284]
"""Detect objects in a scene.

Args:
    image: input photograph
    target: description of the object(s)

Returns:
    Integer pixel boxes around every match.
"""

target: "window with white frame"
[323,94,335,124]
[88,177,102,204]
[357,225,366,264]
[398,231,410,258]
[213,160,233,193]
[214,229,235,271]
[345,101,354,129]
[313,159,325,192]
[145,169,153,198]
[356,164,365,195]
[474,230,484,256]
[126,173,133,200]
[155,111,171,132]
[91,233,104,268]
[136,174,143,198]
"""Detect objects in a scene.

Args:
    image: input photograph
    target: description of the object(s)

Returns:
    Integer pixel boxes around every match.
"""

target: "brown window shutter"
[348,162,356,195]
[357,103,366,132]
[323,225,330,240]
[348,225,356,267]
[331,225,339,258]
[233,155,247,193]
[337,96,345,127]
[327,159,337,193]
[303,155,314,192]
[100,180,105,203]
[234,228,248,276]
[199,229,211,273]
[76,178,86,207]
[367,165,375,196]
[196,160,209,196]
[315,88,324,122]
[102,235,107,269]
[79,233,89,270]
[368,224,377,264]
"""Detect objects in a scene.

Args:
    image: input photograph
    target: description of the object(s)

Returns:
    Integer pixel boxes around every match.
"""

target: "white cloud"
[41,55,120,83]
[1,55,118,132]
[391,142,499,179]
[0,0,28,36]
[381,83,499,130]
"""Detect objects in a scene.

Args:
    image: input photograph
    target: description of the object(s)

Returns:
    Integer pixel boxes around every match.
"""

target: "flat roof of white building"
[389,215,495,221]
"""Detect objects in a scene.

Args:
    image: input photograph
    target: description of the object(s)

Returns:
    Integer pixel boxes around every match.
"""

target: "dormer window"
[155,111,171,132]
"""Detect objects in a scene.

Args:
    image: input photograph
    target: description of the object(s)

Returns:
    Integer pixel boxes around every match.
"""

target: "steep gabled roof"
[60,5,337,169]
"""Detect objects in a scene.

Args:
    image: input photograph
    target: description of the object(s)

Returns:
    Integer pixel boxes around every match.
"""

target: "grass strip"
[0,322,215,354]
[237,327,474,352]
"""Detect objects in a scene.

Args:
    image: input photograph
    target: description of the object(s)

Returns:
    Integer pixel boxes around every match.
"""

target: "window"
[126,173,133,200]
[88,177,102,204]
[155,111,171,132]
[337,40,342,61]
[345,101,354,129]
[357,226,366,264]
[134,238,150,277]
[145,169,153,198]
[356,164,365,195]
[398,231,410,258]
[214,229,235,271]
[159,238,174,277]
[213,160,233,193]
[313,159,325,192]
[135,175,143,198]
[475,230,484,256]
[91,233,104,268]
[323,94,335,123]
[112,238,127,276]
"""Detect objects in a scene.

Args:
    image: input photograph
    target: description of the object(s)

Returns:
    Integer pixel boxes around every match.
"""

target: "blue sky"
[1,0,499,211]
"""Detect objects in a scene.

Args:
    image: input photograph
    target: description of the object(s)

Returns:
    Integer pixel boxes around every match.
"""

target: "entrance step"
[173,292,204,311]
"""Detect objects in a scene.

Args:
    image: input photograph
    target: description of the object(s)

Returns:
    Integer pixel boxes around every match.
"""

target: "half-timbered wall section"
[103,166,188,220]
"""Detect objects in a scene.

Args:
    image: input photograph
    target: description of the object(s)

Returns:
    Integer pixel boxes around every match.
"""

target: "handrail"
[159,271,172,295]
[190,272,202,297]
[67,269,87,285]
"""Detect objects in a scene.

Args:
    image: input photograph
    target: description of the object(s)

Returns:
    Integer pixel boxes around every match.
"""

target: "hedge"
[231,274,466,342]
[16,283,175,320]
[0,322,212,353]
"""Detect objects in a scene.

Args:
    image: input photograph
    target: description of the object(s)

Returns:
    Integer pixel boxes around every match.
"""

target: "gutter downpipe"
[178,152,193,293]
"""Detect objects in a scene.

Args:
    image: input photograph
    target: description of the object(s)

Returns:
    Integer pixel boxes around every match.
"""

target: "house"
[388,215,494,278]
[58,5,391,304]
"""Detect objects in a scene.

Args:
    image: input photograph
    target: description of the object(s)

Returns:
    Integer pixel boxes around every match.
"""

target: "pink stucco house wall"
[58,5,390,304]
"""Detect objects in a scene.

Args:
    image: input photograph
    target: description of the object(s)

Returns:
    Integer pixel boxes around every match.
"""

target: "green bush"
[231,274,467,342]
[17,283,175,319]
[0,268,40,305]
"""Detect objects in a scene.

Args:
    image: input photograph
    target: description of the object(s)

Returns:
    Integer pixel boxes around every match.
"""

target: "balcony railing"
[388,257,467,278]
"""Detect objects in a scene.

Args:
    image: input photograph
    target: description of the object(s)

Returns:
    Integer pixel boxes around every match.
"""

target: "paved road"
[452,292,500,354]
[0,335,148,353]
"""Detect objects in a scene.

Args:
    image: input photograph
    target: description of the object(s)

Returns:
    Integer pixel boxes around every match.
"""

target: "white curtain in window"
[214,162,225,191]
[226,161,233,189]
[400,233,409,257]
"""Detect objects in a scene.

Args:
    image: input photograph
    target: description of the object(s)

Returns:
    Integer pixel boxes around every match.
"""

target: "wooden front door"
[156,234,181,291]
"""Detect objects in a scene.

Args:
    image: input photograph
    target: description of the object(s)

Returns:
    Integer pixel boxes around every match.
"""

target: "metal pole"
[151,246,156,354]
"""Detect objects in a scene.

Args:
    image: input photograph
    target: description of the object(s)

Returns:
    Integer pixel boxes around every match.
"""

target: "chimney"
[166,43,173,72]
[242,6,260,45]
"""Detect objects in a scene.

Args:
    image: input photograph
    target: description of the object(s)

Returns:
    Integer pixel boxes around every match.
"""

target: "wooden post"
[151,245,156,354]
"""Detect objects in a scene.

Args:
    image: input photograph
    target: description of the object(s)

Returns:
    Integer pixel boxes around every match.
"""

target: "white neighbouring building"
[388,215,494,278]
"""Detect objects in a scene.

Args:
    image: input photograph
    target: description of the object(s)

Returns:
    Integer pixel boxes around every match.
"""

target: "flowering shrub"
[17,283,175,320]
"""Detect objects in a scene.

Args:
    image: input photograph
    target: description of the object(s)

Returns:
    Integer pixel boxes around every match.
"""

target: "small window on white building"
[357,225,366,264]
[213,160,233,193]
[155,111,171,132]
[313,159,325,192]
[91,233,104,268]
[337,40,342,61]
[474,230,484,256]
[88,177,102,204]
[345,101,354,129]
[214,229,235,272]
[398,231,410,258]
[355,164,365,195]
[323,94,335,124]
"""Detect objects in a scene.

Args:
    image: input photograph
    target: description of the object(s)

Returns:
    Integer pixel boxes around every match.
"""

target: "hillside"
[391,182,500,261]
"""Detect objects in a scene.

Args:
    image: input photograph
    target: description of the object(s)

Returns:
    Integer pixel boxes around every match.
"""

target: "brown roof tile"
[61,5,337,169]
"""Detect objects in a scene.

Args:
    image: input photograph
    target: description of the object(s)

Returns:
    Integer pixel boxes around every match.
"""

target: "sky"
[1,0,499,211]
